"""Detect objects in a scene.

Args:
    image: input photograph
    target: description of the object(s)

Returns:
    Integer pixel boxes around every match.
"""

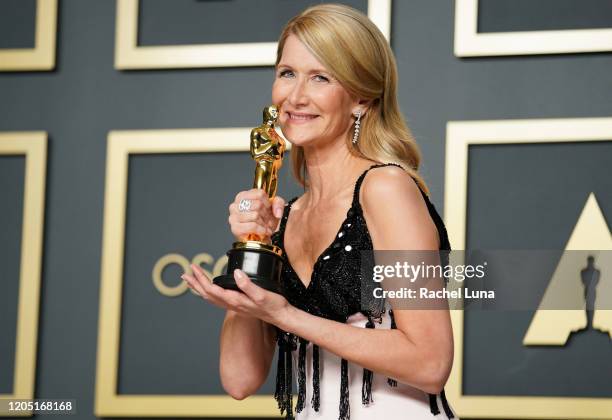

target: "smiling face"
[272,34,360,148]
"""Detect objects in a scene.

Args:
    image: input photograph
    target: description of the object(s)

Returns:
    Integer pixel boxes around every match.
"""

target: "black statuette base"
[213,247,283,294]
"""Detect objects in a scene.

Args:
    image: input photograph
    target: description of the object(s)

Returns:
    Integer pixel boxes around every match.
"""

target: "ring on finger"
[238,199,252,213]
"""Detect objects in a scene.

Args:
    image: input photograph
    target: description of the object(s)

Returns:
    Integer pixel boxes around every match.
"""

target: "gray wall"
[1,0,611,419]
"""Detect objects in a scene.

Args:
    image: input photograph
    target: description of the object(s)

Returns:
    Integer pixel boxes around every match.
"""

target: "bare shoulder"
[360,165,423,208]
[360,165,438,250]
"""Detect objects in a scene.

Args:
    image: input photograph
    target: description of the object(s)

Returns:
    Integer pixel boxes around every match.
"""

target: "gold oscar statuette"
[213,105,286,293]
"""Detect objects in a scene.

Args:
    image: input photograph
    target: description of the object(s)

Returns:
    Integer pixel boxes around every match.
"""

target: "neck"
[301,137,365,207]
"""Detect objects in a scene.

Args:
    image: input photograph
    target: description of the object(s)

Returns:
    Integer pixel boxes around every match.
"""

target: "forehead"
[278,34,328,72]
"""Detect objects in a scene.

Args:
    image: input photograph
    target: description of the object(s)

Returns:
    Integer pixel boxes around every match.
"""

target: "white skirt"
[292,311,458,420]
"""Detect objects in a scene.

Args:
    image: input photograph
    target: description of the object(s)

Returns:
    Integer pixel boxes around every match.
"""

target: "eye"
[278,69,294,78]
[314,74,329,82]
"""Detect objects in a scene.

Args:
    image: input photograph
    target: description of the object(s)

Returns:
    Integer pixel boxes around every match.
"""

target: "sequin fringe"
[285,344,294,420]
[362,317,375,405]
[274,330,286,412]
[296,338,307,413]
[387,310,398,387]
[440,389,454,418]
[312,344,320,411]
[339,358,350,420]
[274,330,296,420]
[428,389,454,418]
[428,393,440,415]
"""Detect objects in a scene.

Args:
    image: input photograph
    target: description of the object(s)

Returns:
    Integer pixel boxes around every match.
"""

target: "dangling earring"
[352,110,362,145]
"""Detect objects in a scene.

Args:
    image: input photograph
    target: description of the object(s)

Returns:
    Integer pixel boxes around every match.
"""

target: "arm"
[195,189,286,399]
[218,193,285,399]
[219,310,277,400]
[276,166,453,394]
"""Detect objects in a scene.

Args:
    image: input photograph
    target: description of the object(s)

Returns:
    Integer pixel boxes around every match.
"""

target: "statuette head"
[264,105,279,123]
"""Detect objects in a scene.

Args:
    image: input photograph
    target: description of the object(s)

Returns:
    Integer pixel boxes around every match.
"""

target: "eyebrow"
[276,63,330,74]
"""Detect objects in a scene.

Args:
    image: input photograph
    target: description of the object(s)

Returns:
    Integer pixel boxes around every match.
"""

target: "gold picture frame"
[0,132,47,417]
[0,0,57,71]
[95,128,291,417]
[444,117,612,418]
[454,0,612,57]
[114,0,392,69]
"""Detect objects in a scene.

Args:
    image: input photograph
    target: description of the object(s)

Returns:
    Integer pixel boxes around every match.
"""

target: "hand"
[182,263,292,328]
[228,189,285,242]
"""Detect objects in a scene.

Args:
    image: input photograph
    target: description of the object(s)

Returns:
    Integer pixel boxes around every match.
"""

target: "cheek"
[271,81,287,105]
[318,88,349,112]
[320,93,351,127]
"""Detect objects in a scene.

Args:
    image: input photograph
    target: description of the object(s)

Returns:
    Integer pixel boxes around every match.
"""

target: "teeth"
[290,113,316,120]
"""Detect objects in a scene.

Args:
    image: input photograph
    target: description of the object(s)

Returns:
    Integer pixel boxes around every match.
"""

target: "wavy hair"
[275,3,429,194]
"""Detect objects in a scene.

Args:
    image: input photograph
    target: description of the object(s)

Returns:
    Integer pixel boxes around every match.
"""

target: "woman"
[182,4,455,420]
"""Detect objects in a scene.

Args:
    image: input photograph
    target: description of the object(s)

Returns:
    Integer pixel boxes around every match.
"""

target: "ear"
[354,99,372,117]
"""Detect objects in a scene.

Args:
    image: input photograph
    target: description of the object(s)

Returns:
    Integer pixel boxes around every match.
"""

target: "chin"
[285,137,311,148]
[280,129,313,147]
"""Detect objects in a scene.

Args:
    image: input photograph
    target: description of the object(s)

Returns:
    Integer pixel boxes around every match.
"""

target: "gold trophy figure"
[247,105,285,241]
[213,105,286,294]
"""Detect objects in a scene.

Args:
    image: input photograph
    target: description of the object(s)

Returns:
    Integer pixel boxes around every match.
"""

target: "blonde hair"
[275,3,429,195]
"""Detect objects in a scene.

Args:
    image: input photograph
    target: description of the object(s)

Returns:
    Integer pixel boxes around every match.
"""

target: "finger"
[191,263,212,284]
[233,199,263,214]
[189,264,238,302]
[234,194,270,217]
[182,273,207,299]
[185,274,245,311]
[232,200,274,229]
[207,283,253,310]
[271,196,286,219]
[237,190,271,209]
[233,194,272,230]
[237,211,265,224]
[234,269,266,304]
[267,198,285,232]
[238,222,270,237]
[267,217,278,232]
[251,188,271,204]
[230,214,272,240]
[187,267,242,308]
[190,265,228,297]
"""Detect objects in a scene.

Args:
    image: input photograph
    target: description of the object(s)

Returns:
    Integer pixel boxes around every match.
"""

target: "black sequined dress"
[271,163,456,420]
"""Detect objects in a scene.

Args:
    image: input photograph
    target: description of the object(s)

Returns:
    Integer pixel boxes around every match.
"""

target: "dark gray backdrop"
[1,0,611,419]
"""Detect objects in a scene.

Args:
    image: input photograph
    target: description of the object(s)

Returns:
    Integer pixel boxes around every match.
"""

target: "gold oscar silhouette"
[213,105,286,293]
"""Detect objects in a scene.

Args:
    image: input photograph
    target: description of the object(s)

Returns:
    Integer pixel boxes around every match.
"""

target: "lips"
[286,111,318,122]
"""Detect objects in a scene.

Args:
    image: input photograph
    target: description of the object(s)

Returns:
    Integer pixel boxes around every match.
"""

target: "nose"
[287,76,309,107]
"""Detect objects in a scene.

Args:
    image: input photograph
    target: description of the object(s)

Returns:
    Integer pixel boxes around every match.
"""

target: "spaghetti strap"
[276,196,298,248]
[350,162,451,251]
[351,162,404,207]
